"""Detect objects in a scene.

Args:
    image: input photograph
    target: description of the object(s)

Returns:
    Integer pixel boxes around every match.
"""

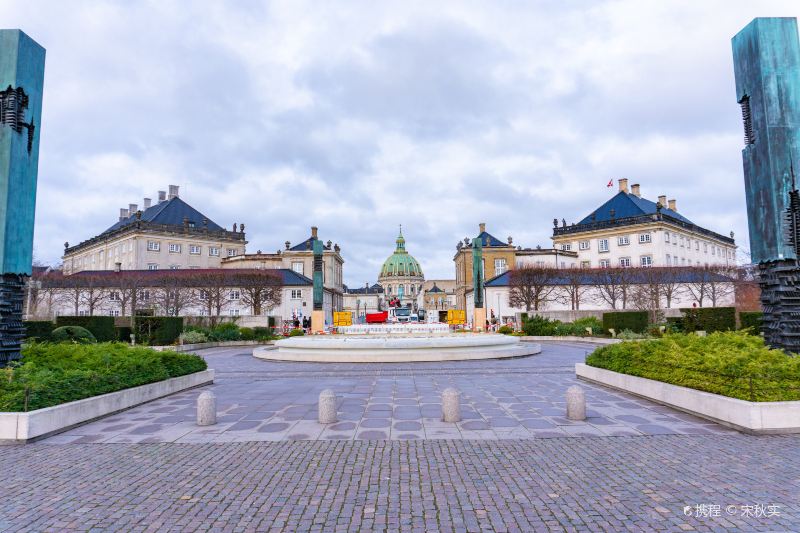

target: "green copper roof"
[380,229,424,278]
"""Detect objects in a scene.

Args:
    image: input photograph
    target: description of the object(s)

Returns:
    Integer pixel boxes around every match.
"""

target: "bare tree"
[79,274,110,316]
[237,270,283,316]
[658,267,685,308]
[628,267,663,322]
[194,271,231,325]
[683,265,736,307]
[152,273,197,316]
[508,266,561,312]
[593,267,634,310]
[559,267,587,310]
[110,271,150,325]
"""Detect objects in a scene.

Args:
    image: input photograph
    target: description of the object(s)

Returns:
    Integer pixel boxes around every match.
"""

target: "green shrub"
[55,316,116,342]
[680,306,736,333]
[268,316,277,328]
[116,326,132,343]
[23,321,54,341]
[239,327,255,341]
[497,325,514,335]
[616,329,648,340]
[0,342,207,411]
[50,326,97,344]
[210,322,241,341]
[179,330,208,344]
[740,311,763,334]
[521,315,559,336]
[135,317,184,345]
[553,316,604,336]
[288,328,305,337]
[665,317,684,333]
[602,311,648,334]
[586,331,800,401]
[253,327,275,340]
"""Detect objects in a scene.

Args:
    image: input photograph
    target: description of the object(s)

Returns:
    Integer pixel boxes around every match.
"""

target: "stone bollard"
[318,389,337,424]
[566,385,586,421]
[196,391,217,426]
[442,387,461,423]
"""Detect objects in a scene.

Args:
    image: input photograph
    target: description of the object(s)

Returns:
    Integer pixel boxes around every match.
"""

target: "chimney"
[119,208,129,221]
[618,178,628,193]
[158,190,166,203]
[311,226,318,239]
[128,203,138,214]
[114,262,122,273]
[668,199,677,211]
[143,197,152,209]
[479,222,486,233]
[631,184,640,197]
[658,195,667,207]
[168,185,179,200]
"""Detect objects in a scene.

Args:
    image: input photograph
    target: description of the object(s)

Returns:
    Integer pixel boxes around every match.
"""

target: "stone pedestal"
[566,385,586,421]
[318,389,337,423]
[311,310,325,334]
[196,391,217,426]
[473,307,486,332]
[442,388,461,422]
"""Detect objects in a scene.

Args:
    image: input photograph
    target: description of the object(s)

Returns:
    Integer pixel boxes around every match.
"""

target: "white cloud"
[5,0,798,281]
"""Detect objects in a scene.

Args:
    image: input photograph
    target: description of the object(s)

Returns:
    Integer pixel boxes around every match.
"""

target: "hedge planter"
[576,363,800,435]
[0,369,214,443]
[520,336,621,345]
[152,340,273,352]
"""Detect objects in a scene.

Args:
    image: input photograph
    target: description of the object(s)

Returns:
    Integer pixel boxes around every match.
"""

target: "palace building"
[551,179,736,269]
[377,228,425,308]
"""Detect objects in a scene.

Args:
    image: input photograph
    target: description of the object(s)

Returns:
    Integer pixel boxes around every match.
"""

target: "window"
[673,256,678,266]
[170,265,180,270]
[147,241,160,251]
[617,236,630,246]
[599,259,610,268]
[641,255,653,266]
[108,309,120,317]
[78,310,88,316]
[494,258,507,275]
[291,289,302,299]
[578,241,590,250]
[695,241,700,251]
[292,262,304,275]
[198,290,208,301]
[141,290,150,301]
[666,254,671,263]
[108,291,120,301]
[169,243,181,253]
[561,244,572,251]
[209,247,219,257]
[227,248,237,257]
[619,257,631,267]
[190,245,201,255]
[712,247,716,256]
[147,263,158,270]
[598,239,609,252]
[704,243,708,253]
[639,233,651,243]
[229,308,240,316]
[665,232,670,243]
[229,290,240,301]
[580,261,590,268]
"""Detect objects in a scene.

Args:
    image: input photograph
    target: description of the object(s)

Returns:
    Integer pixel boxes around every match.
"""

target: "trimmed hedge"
[56,316,117,342]
[0,342,207,411]
[50,326,97,344]
[23,320,55,341]
[135,317,184,345]
[681,307,736,333]
[116,326,132,343]
[740,311,763,333]
[602,311,648,334]
[586,332,800,401]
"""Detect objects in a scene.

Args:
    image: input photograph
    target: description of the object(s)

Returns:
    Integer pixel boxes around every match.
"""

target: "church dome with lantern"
[378,227,425,305]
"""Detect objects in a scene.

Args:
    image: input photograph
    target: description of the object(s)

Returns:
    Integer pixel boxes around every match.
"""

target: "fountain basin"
[254,333,541,363]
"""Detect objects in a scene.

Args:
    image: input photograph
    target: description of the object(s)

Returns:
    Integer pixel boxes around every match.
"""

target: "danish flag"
[607,179,613,188]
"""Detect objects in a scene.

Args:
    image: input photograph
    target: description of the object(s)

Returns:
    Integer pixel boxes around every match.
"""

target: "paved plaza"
[1,341,799,531]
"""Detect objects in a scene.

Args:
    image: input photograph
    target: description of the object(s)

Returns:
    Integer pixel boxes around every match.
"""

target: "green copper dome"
[380,229,424,278]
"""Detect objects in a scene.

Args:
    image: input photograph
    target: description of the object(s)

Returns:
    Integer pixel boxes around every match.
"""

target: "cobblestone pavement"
[48,342,739,443]
[4,342,798,531]
[2,436,798,532]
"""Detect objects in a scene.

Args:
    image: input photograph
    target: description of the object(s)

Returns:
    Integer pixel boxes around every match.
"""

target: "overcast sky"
[6,1,800,285]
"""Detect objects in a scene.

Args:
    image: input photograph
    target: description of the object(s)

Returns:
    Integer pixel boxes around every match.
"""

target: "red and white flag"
[607,179,613,188]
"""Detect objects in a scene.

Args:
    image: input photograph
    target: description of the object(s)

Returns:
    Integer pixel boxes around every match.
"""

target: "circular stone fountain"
[254,328,541,363]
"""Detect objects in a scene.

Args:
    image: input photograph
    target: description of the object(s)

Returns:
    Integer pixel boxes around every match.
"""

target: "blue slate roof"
[289,237,316,251]
[103,197,225,234]
[344,283,384,294]
[484,268,730,287]
[475,231,507,247]
[277,269,313,285]
[578,191,693,226]
[426,283,444,293]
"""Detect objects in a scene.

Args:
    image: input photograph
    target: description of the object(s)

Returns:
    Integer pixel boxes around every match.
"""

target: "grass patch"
[0,342,207,412]
[585,332,800,402]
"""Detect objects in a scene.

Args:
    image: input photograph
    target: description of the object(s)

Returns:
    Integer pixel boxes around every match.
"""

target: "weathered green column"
[471,229,485,331]
[0,30,45,365]
[311,226,324,333]
[732,18,800,352]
